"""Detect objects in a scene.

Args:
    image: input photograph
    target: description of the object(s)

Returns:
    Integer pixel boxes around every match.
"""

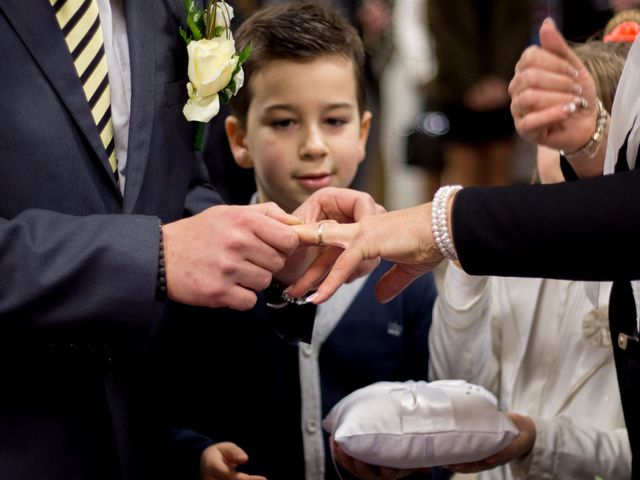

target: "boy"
[165,3,443,479]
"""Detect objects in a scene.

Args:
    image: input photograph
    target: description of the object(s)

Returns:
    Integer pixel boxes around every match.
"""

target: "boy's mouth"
[295,172,332,189]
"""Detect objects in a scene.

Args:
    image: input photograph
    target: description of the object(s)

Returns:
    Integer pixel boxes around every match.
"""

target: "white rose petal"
[233,67,244,94]
[183,93,220,123]
[187,38,237,97]
[214,2,234,27]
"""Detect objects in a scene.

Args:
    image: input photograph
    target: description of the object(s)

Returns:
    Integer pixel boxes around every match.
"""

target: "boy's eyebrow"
[263,102,355,113]
[263,104,297,113]
[325,102,355,110]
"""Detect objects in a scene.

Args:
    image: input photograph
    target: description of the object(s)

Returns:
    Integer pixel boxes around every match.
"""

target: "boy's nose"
[299,126,328,159]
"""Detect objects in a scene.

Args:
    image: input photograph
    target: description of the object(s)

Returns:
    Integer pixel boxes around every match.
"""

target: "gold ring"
[317,222,326,247]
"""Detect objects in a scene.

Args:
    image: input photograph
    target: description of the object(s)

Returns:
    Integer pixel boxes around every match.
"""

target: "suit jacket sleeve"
[0,210,161,338]
[184,152,225,217]
[170,428,214,480]
[453,168,640,281]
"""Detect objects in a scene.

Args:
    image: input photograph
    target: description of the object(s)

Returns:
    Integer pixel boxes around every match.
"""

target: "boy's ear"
[358,111,373,164]
[225,116,253,169]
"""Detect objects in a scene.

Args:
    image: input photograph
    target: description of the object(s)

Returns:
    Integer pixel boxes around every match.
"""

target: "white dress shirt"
[97,0,131,191]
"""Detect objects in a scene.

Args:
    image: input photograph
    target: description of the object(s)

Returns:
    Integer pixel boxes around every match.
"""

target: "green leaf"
[185,0,205,40]
[230,57,242,77]
[229,44,251,78]
[214,25,225,38]
[179,26,192,45]
[238,43,252,65]
[219,89,230,104]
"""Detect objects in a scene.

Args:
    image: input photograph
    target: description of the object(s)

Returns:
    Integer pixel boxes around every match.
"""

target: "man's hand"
[163,203,299,310]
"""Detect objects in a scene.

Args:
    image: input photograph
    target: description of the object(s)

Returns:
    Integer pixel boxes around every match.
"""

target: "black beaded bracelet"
[156,223,167,300]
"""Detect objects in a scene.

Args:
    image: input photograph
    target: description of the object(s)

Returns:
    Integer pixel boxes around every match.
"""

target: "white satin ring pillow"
[323,380,518,468]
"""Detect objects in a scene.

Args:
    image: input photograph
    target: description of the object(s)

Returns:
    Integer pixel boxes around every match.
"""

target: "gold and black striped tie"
[50,0,117,173]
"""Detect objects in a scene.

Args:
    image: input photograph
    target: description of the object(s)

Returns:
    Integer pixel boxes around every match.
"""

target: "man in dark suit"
[0,1,378,479]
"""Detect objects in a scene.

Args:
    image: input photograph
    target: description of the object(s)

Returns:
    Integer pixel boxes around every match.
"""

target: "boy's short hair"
[230,1,366,124]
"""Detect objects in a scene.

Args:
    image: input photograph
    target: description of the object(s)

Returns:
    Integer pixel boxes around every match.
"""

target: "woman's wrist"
[560,99,609,178]
[432,185,463,261]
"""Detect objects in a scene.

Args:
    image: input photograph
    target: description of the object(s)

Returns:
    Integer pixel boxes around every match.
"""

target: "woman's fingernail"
[564,102,577,113]
[543,17,556,27]
[572,84,583,95]
[306,292,319,304]
[567,66,579,78]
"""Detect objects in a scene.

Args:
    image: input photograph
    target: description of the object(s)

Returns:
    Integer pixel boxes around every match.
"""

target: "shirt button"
[302,344,313,357]
[306,419,318,433]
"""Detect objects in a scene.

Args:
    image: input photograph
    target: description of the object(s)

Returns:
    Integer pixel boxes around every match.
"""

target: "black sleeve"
[452,168,640,282]
[560,154,580,182]
[170,428,214,480]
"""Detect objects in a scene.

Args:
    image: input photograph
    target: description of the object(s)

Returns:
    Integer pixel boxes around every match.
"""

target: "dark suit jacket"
[0,1,221,479]
[164,262,448,480]
[452,171,640,477]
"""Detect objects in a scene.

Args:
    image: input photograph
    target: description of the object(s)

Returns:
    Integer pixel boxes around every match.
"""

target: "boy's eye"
[271,118,296,129]
[325,117,348,127]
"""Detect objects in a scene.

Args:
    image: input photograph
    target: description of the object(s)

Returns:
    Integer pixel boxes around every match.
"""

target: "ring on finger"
[317,222,326,247]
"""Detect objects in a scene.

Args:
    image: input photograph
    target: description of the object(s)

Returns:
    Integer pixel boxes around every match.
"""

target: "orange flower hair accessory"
[604,20,640,42]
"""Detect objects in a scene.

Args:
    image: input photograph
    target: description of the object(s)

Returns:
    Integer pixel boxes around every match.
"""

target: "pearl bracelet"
[432,185,463,261]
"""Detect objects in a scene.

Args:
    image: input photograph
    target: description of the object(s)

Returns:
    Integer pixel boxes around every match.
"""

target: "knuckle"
[285,230,299,252]
[256,272,272,291]
[521,69,535,86]
[235,295,257,311]
[519,90,533,109]
[224,231,248,251]
[272,253,286,272]
[217,257,239,278]
[206,280,227,299]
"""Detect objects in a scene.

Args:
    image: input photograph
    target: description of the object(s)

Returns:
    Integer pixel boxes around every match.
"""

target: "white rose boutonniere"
[180,0,250,150]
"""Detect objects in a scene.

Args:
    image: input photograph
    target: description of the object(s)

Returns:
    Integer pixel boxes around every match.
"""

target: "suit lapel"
[122,0,156,212]
[0,0,119,191]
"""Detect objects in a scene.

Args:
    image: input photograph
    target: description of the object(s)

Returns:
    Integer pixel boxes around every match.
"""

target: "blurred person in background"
[379,0,436,209]
[424,0,532,188]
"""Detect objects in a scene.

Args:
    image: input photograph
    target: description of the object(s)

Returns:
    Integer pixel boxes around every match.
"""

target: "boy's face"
[226,54,371,213]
